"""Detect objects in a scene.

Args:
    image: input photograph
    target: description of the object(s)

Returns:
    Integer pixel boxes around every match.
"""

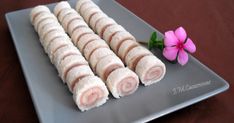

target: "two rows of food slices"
[30,0,166,111]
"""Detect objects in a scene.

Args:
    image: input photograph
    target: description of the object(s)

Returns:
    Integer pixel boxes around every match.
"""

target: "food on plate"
[77,33,100,52]
[76,0,166,86]
[89,12,108,30]
[68,19,88,34]
[73,76,109,111]
[54,1,71,17]
[96,55,124,81]
[118,39,139,61]
[125,46,152,70]
[71,26,94,45]
[106,68,139,98]
[56,2,139,98]
[103,24,125,44]
[95,17,116,38]
[83,39,109,60]
[135,55,166,86]
[30,5,109,111]
[30,5,50,24]
[66,65,94,92]
[110,31,136,53]
[58,54,88,82]
[89,48,114,72]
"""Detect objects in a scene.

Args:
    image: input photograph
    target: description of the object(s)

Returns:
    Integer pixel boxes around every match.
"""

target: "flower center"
[177,42,184,50]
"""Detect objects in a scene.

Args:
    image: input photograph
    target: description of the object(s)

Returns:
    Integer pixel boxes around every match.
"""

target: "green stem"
[148,32,164,50]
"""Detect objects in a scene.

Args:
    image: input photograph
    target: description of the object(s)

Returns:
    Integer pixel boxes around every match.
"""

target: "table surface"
[0,0,233,123]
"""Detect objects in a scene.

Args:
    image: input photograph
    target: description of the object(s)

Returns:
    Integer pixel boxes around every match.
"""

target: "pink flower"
[163,27,196,66]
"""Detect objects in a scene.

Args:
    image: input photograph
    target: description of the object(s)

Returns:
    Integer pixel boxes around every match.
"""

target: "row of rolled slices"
[75,0,166,85]
[54,2,140,99]
[30,0,166,111]
[30,6,109,111]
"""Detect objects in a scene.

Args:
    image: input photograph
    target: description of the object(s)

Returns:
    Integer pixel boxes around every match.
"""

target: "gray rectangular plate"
[5,0,229,123]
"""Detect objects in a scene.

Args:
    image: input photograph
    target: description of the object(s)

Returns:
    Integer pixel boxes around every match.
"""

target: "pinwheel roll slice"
[62,13,83,32]
[47,37,73,61]
[77,33,100,53]
[30,5,50,24]
[66,65,94,92]
[95,17,116,38]
[135,55,166,86]
[58,54,88,83]
[106,68,139,98]
[96,55,124,81]
[103,24,125,44]
[34,13,57,31]
[110,31,136,53]
[73,76,109,111]
[83,39,109,60]
[53,45,81,67]
[89,12,108,30]
[71,27,94,45]
[89,48,114,72]
[54,1,71,17]
[118,40,139,61]
[68,19,88,34]
[125,46,152,70]
[83,7,102,23]
[76,0,91,12]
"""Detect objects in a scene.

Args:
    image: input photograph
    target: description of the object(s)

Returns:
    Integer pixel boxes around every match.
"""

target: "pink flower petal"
[163,46,179,61]
[164,31,179,47]
[177,49,188,66]
[175,27,187,43]
[184,38,196,53]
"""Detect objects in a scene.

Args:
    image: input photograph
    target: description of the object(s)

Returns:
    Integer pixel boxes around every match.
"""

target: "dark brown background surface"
[0,0,233,123]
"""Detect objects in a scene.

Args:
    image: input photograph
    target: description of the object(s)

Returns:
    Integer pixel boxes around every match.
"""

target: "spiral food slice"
[96,55,124,81]
[83,39,109,60]
[73,76,109,111]
[106,68,139,98]
[125,46,152,70]
[58,54,88,82]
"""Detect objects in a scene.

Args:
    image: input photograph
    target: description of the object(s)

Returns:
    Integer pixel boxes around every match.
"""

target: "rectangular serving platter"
[5,0,229,123]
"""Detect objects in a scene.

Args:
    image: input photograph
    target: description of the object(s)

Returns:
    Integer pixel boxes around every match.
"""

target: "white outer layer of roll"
[118,39,139,61]
[95,17,116,37]
[103,24,125,44]
[67,19,88,34]
[37,18,57,35]
[43,30,68,49]
[40,23,63,40]
[66,65,94,92]
[106,68,139,98]
[83,7,101,23]
[34,13,57,31]
[53,45,81,67]
[83,39,109,60]
[76,0,91,12]
[77,34,100,52]
[89,12,107,30]
[58,55,88,82]
[73,75,109,112]
[30,5,50,24]
[135,55,166,86]
[54,1,71,17]
[58,8,76,22]
[89,48,114,72]
[125,46,152,70]
[62,13,82,32]
[96,55,124,81]
[71,27,94,45]
[110,31,136,53]
[79,1,98,17]
[47,37,73,60]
